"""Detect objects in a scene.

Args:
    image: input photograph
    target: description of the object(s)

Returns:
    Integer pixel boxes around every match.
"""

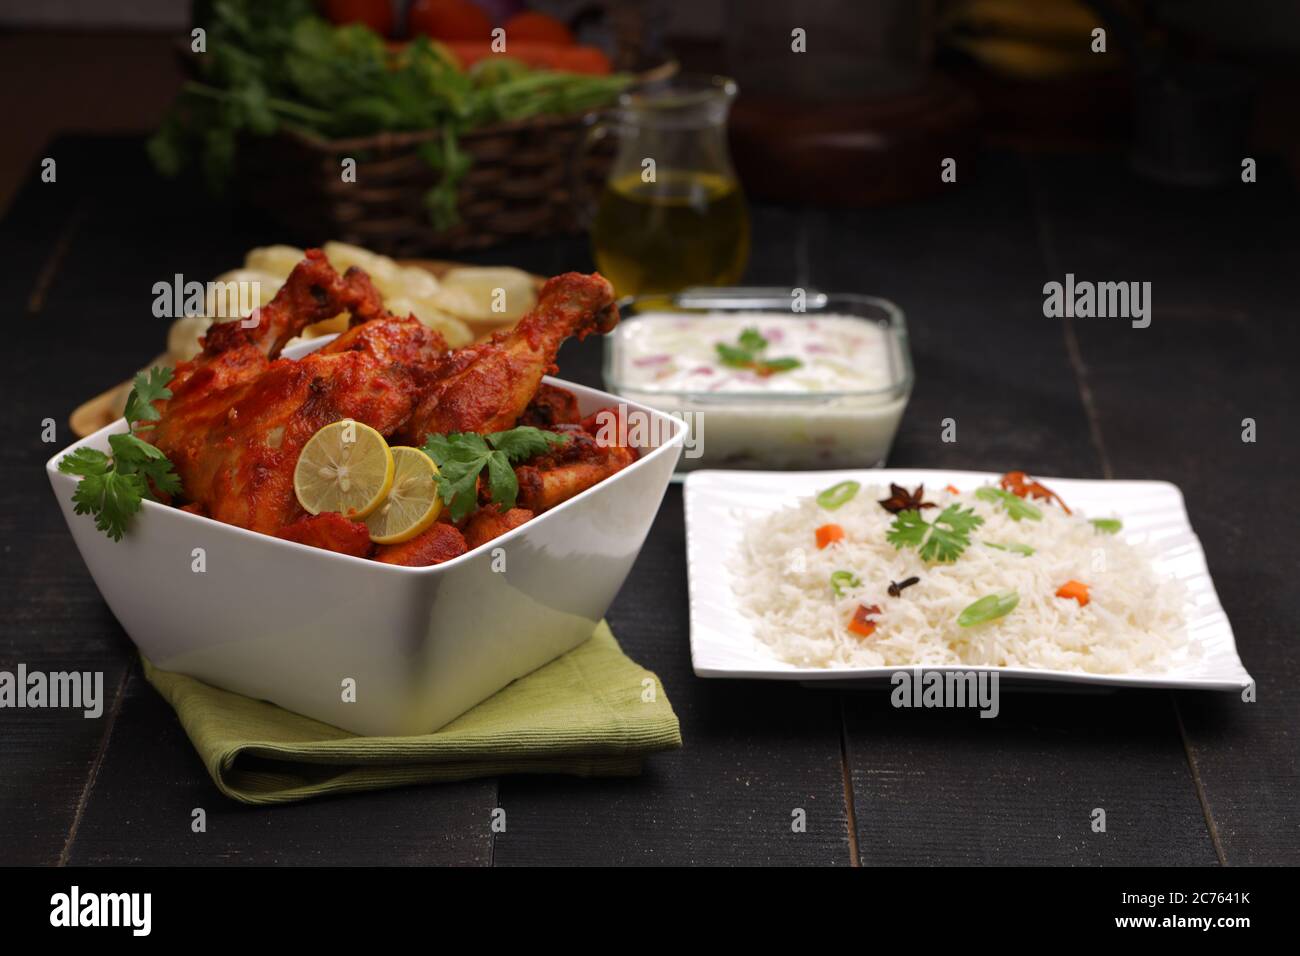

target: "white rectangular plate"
[685,469,1251,691]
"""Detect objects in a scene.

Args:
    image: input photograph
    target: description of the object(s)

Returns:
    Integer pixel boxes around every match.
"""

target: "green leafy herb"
[714,326,803,376]
[421,426,567,521]
[984,541,1035,556]
[816,480,861,511]
[975,486,1043,521]
[958,590,1020,627]
[147,1,631,230]
[830,570,861,598]
[1090,518,1123,534]
[58,367,182,541]
[886,504,984,563]
[754,357,801,374]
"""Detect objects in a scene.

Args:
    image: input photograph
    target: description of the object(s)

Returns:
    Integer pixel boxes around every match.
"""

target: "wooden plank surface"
[65,662,495,866]
[817,155,1217,864]
[8,137,497,865]
[491,489,853,866]
[480,206,853,866]
[1028,154,1300,865]
[0,141,137,865]
[3,135,1295,866]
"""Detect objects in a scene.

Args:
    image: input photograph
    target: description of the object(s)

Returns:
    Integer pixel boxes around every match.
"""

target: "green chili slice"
[830,570,861,597]
[816,480,861,511]
[984,541,1035,556]
[958,590,1020,627]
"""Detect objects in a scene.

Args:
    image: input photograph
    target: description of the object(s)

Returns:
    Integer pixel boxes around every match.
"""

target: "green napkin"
[142,622,680,806]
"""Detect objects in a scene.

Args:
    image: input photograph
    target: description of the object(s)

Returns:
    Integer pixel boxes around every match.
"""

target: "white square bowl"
[685,469,1252,691]
[48,340,685,735]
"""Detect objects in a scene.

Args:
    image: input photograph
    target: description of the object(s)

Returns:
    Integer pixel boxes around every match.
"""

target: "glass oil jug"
[587,74,750,298]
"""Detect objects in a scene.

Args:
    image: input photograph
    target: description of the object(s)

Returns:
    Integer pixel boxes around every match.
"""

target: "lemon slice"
[293,420,394,519]
[364,446,443,544]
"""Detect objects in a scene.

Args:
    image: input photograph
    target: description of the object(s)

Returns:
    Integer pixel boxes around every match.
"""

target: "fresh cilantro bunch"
[422,426,567,522]
[58,368,182,541]
[715,327,802,376]
[147,0,630,229]
[886,504,984,563]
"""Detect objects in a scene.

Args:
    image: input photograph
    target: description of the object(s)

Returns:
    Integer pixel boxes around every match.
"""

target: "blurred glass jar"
[585,74,750,297]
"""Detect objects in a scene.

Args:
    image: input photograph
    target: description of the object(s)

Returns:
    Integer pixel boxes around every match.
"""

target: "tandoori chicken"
[146,250,635,563]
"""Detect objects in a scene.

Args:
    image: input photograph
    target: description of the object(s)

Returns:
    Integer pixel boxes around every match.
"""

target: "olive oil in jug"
[585,75,751,298]
[593,170,750,297]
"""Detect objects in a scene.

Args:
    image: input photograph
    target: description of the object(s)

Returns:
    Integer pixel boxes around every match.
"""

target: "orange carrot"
[848,618,877,638]
[815,524,845,549]
[946,484,960,494]
[504,11,575,46]
[848,603,881,638]
[443,41,612,74]
[1056,580,1090,606]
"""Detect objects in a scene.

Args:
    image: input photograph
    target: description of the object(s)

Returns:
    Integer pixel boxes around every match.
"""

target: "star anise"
[878,483,936,514]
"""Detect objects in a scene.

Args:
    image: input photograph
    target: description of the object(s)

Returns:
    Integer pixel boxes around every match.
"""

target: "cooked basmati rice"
[733,484,1186,672]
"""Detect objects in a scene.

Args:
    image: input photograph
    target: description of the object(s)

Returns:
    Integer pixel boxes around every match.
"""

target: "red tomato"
[323,0,395,37]
[408,0,494,42]
[504,11,574,46]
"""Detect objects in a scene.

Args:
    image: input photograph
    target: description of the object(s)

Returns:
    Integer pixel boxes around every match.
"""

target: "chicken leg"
[395,272,616,443]
[148,254,618,539]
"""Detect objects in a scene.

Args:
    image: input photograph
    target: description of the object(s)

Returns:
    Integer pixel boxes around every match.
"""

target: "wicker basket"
[175,0,674,254]
[237,109,628,256]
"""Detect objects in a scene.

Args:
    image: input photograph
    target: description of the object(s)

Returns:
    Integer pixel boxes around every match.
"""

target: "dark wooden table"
[3,137,1296,866]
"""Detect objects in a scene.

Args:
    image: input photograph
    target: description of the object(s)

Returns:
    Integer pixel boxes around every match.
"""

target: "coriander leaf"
[886,509,929,550]
[426,434,491,522]
[109,432,182,501]
[423,431,487,466]
[123,366,174,428]
[432,460,486,522]
[72,469,147,542]
[61,368,182,540]
[135,457,183,499]
[921,505,983,563]
[486,426,567,463]
[888,504,983,563]
[715,342,755,368]
[934,503,983,536]
[423,433,492,522]
[58,447,111,478]
[109,431,167,464]
[715,328,802,376]
[484,451,518,510]
[755,357,802,375]
[422,430,558,522]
